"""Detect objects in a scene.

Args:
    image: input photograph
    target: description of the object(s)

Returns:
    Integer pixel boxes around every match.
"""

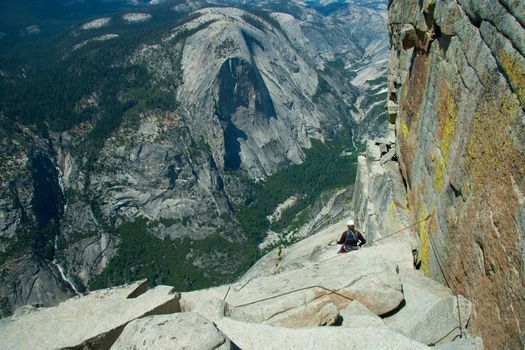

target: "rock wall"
[351,124,416,246]
[387,1,525,349]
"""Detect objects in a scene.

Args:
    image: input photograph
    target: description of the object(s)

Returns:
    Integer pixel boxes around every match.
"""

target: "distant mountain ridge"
[0,0,389,317]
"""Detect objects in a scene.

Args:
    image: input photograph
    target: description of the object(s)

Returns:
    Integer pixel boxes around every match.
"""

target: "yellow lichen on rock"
[433,153,446,193]
[466,90,522,191]
[437,82,458,162]
[441,96,457,161]
[499,49,525,108]
[401,119,410,139]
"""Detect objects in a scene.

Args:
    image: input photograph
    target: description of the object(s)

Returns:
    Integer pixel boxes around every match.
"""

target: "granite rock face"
[180,214,476,345]
[0,256,73,318]
[0,282,180,350]
[216,317,431,350]
[388,0,525,348]
[433,337,484,350]
[111,313,231,350]
[383,269,472,345]
[339,300,386,328]
[238,216,416,280]
[225,252,404,326]
[181,233,406,328]
[351,124,416,245]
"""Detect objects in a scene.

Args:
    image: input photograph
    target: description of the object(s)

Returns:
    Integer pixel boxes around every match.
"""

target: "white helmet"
[346,219,355,226]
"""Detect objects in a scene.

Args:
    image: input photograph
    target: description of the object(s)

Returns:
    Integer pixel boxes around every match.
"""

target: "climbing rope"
[262,214,434,275]
[222,285,232,303]
[425,212,464,339]
[227,216,434,309]
[237,277,254,291]
[369,213,432,245]
[230,284,354,309]
[220,212,464,342]
[428,325,463,346]
[318,213,433,265]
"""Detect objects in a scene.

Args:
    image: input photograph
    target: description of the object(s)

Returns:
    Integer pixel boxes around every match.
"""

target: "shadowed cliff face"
[217,56,276,170]
[30,153,64,229]
[388,0,525,349]
[29,153,65,261]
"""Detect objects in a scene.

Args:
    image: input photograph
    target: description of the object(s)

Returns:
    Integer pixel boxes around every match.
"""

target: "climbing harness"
[319,214,433,265]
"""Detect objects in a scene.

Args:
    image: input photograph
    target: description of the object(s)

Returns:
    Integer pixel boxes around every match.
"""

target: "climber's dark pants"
[338,245,359,254]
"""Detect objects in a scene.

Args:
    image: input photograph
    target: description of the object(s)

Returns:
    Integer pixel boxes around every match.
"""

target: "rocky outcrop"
[216,317,431,350]
[180,215,480,347]
[388,0,525,348]
[383,269,472,345]
[351,124,415,245]
[339,300,387,328]
[182,242,405,327]
[226,253,403,325]
[111,313,231,350]
[0,282,180,350]
[0,209,482,349]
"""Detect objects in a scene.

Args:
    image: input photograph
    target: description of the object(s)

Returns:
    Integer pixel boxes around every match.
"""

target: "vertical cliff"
[387,0,525,348]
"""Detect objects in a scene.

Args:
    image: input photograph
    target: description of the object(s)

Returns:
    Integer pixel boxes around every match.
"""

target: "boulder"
[111,313,231,350]
[383,270,472,345]
[239,217,349,280]
[9,304,44,320]
[433,337,484,350]
[216,317,431,350]
[183,236,419,328]
[340,300,386,328]
[0,283,180,350]
[241,217,416,281]
[226,250,404,327]
[80,279,149,300]
[180,284,231,323]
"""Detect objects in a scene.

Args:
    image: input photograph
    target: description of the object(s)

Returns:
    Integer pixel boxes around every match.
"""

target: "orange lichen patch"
[499,49,525,108]
[430,80,459,194]
[400,50,429,130]
[398,50,431,184]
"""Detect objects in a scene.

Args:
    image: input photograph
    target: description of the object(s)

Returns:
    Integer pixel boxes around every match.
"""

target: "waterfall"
[54,161,67,212]
[52,237,80,295]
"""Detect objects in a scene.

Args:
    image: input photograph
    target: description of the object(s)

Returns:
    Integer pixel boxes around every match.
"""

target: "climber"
[335,219,366,254]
